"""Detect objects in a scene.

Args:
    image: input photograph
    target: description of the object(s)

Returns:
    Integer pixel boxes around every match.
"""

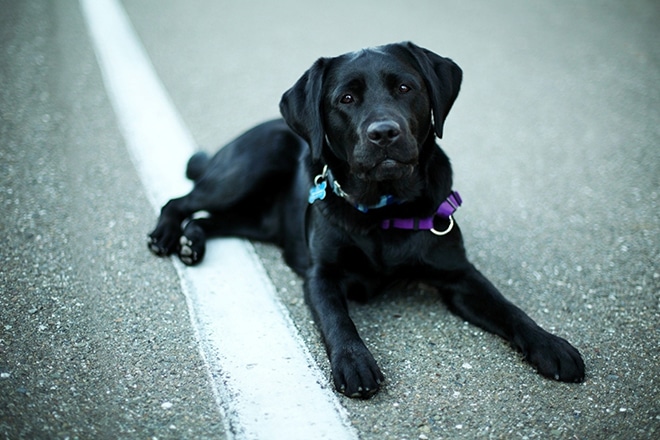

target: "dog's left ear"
[280,58,327,162]
[401,42,462,139]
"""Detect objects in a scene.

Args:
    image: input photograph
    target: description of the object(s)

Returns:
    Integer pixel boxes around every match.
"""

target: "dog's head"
[280,42,462,206]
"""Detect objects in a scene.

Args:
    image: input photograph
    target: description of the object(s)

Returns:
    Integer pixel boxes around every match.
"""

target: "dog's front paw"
[520,329,585,383]
[331,343,385,399]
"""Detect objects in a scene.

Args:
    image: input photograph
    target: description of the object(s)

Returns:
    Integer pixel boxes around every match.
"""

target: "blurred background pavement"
[1,0,658,438]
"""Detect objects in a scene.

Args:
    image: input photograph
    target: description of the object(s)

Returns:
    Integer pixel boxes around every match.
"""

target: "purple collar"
[381,191,462,235]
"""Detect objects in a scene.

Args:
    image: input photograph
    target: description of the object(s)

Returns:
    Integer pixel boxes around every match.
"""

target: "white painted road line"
[79,1,358,438]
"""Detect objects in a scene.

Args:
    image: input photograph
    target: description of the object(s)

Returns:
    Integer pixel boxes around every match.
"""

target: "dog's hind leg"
[147,152,216,256]
[177,208,281,265]
[148,119,303,262]
[148,194,206,257]
[148,174,261,259]
[148,163,246,257]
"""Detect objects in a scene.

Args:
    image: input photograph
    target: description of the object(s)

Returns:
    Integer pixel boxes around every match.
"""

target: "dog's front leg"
[304,266,384,398]
[436,265,585,383]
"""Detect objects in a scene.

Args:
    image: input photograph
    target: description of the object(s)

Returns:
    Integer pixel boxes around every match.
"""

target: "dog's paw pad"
[179,237,194,257]
[147,235,171,256]
[147,238,161,255]
[178,235,199,265]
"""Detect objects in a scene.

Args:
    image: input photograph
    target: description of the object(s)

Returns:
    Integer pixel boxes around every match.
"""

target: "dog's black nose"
[367,121,400,146]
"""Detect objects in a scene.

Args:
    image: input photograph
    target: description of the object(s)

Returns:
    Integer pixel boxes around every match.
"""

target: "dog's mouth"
[365,159,415,181]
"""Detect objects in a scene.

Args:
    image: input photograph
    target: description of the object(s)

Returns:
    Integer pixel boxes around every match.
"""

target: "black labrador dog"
[148,42,585,398]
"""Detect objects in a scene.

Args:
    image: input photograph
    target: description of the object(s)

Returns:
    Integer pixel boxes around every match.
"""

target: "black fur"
[148,42,585,398]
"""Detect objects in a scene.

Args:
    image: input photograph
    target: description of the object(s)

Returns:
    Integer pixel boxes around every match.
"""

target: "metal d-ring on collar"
[430,215,455,236]
[431,191,461,235]
[309,165,349,204]
[381,191,462,235]
[315,165,350,199]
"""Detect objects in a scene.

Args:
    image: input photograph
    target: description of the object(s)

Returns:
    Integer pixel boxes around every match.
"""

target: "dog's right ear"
[279,58,326,162]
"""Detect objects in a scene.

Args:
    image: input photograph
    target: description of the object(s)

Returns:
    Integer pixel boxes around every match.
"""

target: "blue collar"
[308,165,401,212]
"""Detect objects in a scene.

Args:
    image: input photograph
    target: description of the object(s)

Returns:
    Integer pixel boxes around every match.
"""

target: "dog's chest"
[346,232,427,272]
[342,229,467,277]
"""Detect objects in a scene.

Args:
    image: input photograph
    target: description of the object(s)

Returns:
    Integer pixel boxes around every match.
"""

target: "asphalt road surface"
[1,0,659,439]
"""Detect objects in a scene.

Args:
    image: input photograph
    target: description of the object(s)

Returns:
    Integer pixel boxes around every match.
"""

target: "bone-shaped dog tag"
[308,181,327,204]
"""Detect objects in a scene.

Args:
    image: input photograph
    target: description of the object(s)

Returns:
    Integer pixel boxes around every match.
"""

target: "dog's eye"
[398,84,411,94]
[340,94,354,104]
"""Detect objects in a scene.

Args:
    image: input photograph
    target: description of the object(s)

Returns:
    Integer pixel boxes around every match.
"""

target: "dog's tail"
[186,151,210,181]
